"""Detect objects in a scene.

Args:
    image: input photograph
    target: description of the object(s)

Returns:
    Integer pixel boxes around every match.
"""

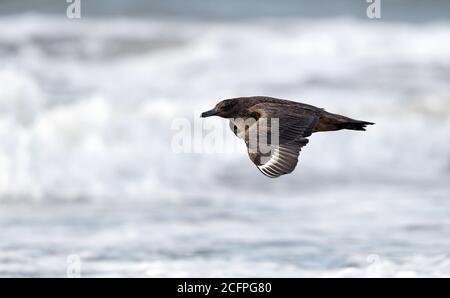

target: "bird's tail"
[313,112,375,132]
[337,119,374,131]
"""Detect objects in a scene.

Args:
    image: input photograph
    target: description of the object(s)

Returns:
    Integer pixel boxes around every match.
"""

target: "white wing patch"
[257,145,301,178]
[229,119,246,139]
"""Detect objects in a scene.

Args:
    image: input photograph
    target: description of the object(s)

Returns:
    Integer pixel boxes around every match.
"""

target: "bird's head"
[201,99,240,118]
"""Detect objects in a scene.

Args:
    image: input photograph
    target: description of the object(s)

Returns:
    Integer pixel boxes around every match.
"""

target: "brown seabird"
[201,96,374,178]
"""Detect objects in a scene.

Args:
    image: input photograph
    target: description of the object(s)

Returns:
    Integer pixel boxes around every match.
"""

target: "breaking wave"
[0,15,449,202]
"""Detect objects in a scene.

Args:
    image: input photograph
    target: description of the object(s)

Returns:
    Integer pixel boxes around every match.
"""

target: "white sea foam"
[0,16,449,202]
[0,15,449,277]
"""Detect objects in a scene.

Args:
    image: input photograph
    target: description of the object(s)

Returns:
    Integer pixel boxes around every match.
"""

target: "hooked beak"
[201,109,217,118]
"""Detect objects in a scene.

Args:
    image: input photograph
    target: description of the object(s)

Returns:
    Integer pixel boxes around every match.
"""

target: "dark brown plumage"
[201,96,374,178]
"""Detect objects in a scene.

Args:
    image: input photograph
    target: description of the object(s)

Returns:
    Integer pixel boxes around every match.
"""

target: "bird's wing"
[229,119,243,139]
[252,140,309,178]
[245,105,319,178]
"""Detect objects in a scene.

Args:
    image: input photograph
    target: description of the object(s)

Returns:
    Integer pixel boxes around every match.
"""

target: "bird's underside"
[202,96,374,178]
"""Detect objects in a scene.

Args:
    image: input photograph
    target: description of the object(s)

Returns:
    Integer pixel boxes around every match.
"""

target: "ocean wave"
[0,16,449,202]
[140,254,450,277]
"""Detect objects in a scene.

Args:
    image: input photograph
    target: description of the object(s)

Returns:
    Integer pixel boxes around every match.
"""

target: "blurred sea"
[0,0,450,277]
